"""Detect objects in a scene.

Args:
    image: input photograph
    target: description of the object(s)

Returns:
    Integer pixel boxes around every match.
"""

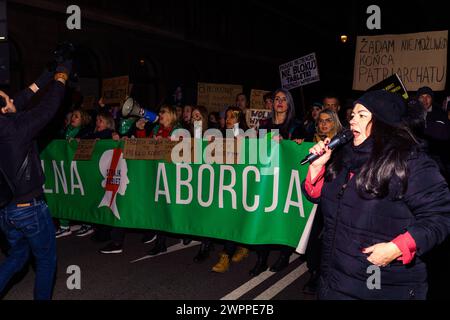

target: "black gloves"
[35,69,54,89]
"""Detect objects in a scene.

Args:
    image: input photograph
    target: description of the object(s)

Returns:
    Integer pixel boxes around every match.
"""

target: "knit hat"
[354,90,407,126]
[417,86,434,98]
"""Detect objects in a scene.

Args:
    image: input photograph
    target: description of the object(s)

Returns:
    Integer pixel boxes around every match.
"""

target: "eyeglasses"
[274,97,287,103]
[318,118,333,124]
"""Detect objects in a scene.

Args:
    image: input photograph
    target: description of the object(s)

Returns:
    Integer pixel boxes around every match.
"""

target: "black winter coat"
[303,139,450,300]
[0,81,66,203]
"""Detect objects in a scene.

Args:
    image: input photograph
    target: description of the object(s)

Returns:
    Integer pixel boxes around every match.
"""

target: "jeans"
[0,199,56,300]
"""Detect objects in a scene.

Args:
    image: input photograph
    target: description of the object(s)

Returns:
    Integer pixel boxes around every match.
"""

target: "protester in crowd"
[211,106,250,273]
[181,105,217,262]
[99,112,157,254]
[99,105,171,254]
[63,111,73,132]
[55,109,93,238]
[182,104,193,130]
[208,111,220,129]
[263,92,274,110]
[218,110,226,130]
[62,109,92,140]
[322,94,340,113]
[222,106,248,136]
[323,93,348,125]
[134,105,188,255]
[190,105,209,137]
[415,86,450,299]
[259,88,305,142]
[303,102,323,142]
[302,90,450,299]
[76,111,116,239]
[248,88,306,276]
[303,110,342,293]
[313,109,343,142]
[417,86,450,181]
[235,93,249,111]
[0,59,70,300]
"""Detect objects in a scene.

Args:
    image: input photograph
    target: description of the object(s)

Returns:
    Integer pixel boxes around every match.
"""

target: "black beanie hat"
[417,86,434,98]
[354,90,407,126]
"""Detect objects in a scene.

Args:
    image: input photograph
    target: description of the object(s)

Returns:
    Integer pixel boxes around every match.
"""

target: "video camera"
[53,41,75,63]
[49,41,79,85]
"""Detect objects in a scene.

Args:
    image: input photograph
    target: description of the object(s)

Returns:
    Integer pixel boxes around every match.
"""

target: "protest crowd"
[1,47,450,301]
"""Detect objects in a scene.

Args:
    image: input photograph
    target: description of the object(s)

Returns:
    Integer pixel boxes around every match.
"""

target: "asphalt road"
[0,227,316,301]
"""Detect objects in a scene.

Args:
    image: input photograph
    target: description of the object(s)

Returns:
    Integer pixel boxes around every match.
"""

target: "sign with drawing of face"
[98,148,129,220]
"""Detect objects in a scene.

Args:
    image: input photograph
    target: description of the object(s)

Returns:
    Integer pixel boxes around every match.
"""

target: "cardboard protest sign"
[197,82,243,112]
[102,76,129,105]
[279,53,320,90]
[245,109,272,129]
[250,89,271,109]
[124,138,177,161]
[353,30,448,91]
[73,139,96,161]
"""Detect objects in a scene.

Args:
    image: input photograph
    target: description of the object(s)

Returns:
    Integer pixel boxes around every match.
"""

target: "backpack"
[0,153,30,209]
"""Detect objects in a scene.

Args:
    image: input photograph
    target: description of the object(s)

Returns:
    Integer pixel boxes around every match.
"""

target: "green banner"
[40,139,317,252]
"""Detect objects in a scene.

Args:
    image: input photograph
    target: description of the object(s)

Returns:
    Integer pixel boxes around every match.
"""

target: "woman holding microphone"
[302,90,450,299]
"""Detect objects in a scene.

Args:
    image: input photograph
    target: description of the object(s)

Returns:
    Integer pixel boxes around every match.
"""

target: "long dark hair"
[271,88,296,136]
[326,116,421,199]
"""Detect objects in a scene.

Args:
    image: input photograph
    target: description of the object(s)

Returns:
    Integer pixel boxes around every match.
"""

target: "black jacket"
[0,81,66,203]
[259,118,306,140]
[302,140,450,299]
[425,105,450,142]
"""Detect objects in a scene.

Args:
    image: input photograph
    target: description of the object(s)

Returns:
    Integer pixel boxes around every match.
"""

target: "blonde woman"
[135,105,179,138]
[313,109,343,142]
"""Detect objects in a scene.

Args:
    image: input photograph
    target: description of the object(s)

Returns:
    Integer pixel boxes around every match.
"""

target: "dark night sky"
[3,0,450,107]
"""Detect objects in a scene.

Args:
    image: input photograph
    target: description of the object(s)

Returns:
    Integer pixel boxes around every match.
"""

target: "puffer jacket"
[302,139,450,299]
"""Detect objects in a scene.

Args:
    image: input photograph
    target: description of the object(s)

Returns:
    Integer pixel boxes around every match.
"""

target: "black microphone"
[300,129,354,165]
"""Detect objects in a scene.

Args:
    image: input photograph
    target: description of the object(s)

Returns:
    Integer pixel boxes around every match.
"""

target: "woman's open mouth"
[352,129,360,138]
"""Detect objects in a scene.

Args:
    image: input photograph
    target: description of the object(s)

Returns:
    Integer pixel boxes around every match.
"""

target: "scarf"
[65,125,80,139]
[341,136,374,174]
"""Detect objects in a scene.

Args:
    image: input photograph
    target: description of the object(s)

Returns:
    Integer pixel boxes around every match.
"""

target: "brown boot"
[231,247,249,263]
[212,253,230,273]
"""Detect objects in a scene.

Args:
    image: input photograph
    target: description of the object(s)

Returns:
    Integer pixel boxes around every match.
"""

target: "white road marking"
[220,254,301,300]
[130,241,201,263]
[253,262,308,300]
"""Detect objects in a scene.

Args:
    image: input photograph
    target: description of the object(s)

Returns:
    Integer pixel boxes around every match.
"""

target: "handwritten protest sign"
[73,140,96,161]
[250,89,271,109]
[279,53,320,90]
[353,30,448,91]
[245,109,272,129]
[124,139,177,161]
[102,76,129,105]
[197,82,243,112]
